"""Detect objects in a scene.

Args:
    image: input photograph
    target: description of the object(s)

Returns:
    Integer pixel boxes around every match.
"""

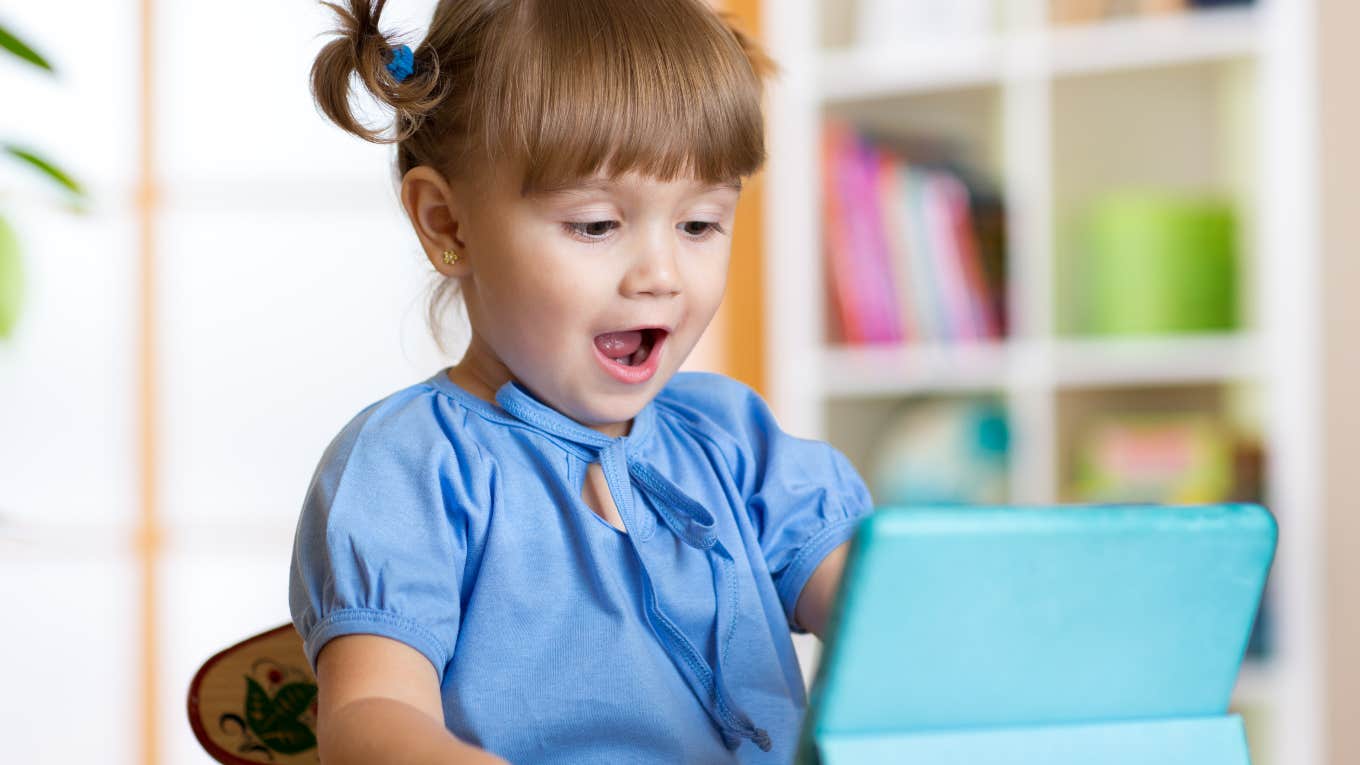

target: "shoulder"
[327,382,449,459]
[657,369,757,403]
[655,371,771,434]
[310,378,489,502]
[652,371,786,473]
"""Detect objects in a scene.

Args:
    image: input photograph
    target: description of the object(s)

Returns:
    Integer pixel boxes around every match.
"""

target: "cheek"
[481,250,601,341]
[687,255,730,317]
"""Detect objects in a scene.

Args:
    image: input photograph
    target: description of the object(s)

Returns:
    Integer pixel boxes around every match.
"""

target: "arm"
[316,634,509,765]
[792,541,851,640]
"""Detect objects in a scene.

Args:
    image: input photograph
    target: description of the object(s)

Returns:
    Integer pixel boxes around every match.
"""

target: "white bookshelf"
[818,5,1260,101]
[821,332,1262,396]
[763,2,1323,764]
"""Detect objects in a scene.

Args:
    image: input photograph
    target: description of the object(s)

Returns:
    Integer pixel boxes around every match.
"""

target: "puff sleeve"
[666,373,876,633]
[740,393,873,632]
[288,394,476,675]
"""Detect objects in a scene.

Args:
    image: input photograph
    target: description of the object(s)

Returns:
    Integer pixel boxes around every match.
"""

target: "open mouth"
[594,327,667,367]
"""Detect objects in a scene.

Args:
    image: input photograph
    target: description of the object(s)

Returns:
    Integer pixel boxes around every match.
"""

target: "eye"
[565,220,619,241]
[680,221,726,240]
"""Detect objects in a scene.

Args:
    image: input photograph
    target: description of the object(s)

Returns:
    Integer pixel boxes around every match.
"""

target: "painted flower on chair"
[218,659,319,759]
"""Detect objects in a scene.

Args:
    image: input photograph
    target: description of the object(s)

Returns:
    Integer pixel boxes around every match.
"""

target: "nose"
[621,232,682,298]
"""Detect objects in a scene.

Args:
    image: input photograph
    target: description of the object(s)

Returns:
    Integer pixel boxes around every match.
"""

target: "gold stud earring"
[442,248,460,266]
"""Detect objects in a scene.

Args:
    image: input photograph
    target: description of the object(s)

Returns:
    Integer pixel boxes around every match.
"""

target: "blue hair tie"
[386,44,415,82]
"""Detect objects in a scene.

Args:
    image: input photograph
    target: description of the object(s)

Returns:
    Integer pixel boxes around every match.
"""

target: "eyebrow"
[530,178,743,198]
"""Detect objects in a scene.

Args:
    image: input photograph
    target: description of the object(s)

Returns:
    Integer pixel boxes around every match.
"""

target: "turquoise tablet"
[797,503,1277,764]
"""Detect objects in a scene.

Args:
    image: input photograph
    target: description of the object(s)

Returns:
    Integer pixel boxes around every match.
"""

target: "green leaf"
[272,682,318,721]
[0,24,52,72]
[3,145,84,198]
[259,721,318,755]
[0,215,22,339]
[243,677,319,754]
[243,677,275,736]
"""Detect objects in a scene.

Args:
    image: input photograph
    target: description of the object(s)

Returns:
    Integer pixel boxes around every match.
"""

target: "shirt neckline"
[423,367,516,423]
[423,366,657,446]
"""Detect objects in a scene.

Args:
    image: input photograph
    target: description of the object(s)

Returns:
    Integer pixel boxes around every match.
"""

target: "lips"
[594,327,668,367]
[593,327,669,384]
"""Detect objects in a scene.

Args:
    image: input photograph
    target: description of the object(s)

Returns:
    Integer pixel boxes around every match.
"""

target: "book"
[940,171,1001,339]
[969,189,1009,337]
[821,123,1008,345]
[821,122,866,343]
[850,136,905,343]
[920,171,980,342]
[1069,413,1235,504]
[875,149,918,343]
[904,168,948,342]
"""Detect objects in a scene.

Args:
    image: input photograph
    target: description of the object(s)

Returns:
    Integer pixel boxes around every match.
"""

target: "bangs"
[470,0,766,194]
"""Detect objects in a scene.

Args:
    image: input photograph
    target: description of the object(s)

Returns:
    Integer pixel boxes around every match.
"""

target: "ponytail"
[310,0,447,143]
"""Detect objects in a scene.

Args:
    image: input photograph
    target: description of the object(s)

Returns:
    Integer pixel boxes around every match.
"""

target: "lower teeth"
[614,347,649,367]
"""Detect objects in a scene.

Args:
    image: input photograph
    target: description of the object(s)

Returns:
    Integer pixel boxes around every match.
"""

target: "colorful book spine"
[851,136,904,343]
[821,122,865,343]
[940,172,1001,339]
[821,122,1007,346]
[904,167,947,342]
[921,171,978,342]
[834,129,884,342]
[876,149,918,343]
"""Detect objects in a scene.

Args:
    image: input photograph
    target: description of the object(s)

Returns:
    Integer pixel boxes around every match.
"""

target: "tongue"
[595,330,643,360]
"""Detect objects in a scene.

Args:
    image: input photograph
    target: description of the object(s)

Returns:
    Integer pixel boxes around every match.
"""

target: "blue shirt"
[289,368,873,763]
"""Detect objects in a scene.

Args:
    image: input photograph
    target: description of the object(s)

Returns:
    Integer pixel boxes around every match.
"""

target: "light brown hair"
[310,0,775,350]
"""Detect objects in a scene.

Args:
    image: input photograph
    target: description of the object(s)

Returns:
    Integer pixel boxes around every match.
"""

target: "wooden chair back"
[187,623,320,765]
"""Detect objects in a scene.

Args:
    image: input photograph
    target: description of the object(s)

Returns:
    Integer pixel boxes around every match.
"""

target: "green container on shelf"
[1080,192,1238,335]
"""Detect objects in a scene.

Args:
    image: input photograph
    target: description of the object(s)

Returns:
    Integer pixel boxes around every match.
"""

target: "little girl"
[290,1,874,763]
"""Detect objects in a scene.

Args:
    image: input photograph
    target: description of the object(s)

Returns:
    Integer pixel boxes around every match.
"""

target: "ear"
[400,165,470,276]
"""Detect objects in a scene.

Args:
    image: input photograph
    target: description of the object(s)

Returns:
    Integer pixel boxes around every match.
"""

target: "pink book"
[849,136,904,343]
[859,136,903,343]
[821,122,864,343]
[875,149,918,344]
[829,126,899,345]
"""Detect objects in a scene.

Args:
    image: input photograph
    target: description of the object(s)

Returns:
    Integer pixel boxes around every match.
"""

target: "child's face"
[455,163,739,437]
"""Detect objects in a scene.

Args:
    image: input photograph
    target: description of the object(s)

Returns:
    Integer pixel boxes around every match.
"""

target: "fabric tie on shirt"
[496,381,773,753]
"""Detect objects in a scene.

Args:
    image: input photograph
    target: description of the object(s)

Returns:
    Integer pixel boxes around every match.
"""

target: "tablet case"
[798,503,1276,765]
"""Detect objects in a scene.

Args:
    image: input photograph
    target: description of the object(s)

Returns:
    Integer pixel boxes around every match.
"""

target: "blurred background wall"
[1317,1,1360,763]
[0,0,1356,763]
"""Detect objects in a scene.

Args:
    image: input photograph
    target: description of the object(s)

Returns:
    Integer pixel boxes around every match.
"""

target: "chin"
[585,377,672,427]
[584,393,652,426]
